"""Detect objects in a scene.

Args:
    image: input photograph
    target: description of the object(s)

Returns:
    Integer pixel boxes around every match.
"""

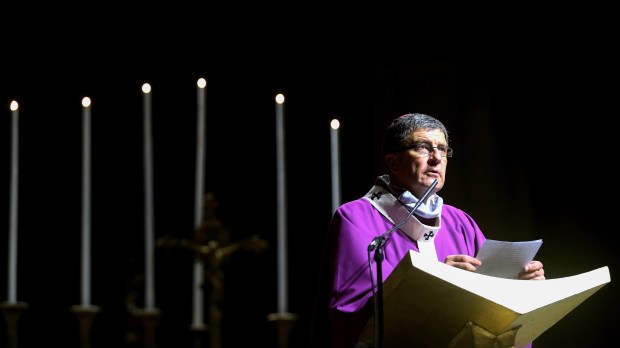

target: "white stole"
[363,185,440,260]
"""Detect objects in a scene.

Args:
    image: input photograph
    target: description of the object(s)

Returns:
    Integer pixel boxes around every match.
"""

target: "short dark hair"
[382,113,449,155]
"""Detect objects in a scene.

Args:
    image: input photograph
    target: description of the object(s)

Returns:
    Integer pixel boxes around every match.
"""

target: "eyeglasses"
[393,142,453,158]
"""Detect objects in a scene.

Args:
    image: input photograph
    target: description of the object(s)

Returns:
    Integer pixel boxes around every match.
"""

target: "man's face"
[384,128,448,198]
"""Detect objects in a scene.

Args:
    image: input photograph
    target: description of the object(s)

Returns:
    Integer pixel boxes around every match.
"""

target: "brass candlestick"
[267,312,298,348]
[157,192,268,348]
[1,301,28,348]
[131,307,162,348]
[189,323,208,348]
[70,305,101,348]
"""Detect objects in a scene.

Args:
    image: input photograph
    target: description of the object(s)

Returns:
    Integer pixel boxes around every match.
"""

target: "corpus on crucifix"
[157,192,268,348]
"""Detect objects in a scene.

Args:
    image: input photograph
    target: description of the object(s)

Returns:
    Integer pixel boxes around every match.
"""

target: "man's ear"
[385,154,399,173]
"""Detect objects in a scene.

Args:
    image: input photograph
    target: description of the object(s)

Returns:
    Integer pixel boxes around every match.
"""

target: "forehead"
[411,128,447,143]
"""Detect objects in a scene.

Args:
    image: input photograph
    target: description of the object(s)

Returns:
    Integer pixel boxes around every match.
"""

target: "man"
[309,113,544,347]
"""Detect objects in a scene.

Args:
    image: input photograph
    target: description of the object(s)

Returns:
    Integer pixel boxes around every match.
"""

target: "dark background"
[0,4,618,348]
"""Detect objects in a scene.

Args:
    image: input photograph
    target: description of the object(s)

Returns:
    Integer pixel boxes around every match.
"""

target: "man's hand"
[444,254,481,272]
[517,260,545,280]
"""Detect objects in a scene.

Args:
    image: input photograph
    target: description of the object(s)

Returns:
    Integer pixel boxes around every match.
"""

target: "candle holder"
[131,307,161,348]
[267,312,298,348]
[70,305,101,348]
[1,301,28,348]
[189,323,208,348]
[157,192,268,348]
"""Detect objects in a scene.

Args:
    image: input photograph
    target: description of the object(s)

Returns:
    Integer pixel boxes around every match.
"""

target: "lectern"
[358,251,610,348]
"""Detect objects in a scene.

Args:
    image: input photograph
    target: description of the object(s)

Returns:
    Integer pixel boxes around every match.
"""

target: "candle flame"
[330,119,340,130]
[82,97,91,108]
[197,78,207,89]
[275,93,285,104]
[142,83,152,94]
[10,100,18,111]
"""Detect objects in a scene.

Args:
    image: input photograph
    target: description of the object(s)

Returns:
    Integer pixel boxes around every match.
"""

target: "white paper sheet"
[475,239,543,279]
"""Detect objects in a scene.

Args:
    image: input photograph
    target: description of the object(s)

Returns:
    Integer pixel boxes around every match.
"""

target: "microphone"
[367,178,438,252]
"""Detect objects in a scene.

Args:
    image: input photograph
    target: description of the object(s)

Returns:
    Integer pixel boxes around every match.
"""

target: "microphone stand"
[368,179,437,348]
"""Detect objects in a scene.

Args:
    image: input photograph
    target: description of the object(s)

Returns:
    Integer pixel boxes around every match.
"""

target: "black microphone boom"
[368,178,438,348]
[368,178,438,252]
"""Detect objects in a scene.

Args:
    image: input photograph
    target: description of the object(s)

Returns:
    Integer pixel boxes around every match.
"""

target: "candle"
[275,93,288,313]
[192,261,204,327]
[142,83,155,309]
[8,100,19,303]
[81,97,92,306]
[192,78,207,326]
[330,119,341,214]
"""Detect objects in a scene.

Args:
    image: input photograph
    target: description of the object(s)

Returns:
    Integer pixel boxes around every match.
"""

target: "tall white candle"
[142,83,155,309]
[192,78,207,327]
[81,97,92,306]
[275,93,288,313]
[330,119,341,214]
[8,101,19,303]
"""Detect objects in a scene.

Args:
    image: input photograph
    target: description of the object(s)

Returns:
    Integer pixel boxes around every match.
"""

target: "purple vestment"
[309,177,533,348]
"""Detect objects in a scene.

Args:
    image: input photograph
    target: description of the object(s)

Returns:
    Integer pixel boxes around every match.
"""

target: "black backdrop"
[1,4,618,348]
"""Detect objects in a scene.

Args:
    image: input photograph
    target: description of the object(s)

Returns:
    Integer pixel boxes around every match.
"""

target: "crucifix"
[157,192,267,348]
